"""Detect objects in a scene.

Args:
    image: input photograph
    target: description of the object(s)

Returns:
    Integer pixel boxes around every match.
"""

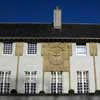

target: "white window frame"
[3,42,13,55]
[51,72,63,94]
[0,71,11,94]
[77,71,89,94]
[2,42,15,56]
[76,44,87,56]
[24,71,37,94]
[27,42,37,55]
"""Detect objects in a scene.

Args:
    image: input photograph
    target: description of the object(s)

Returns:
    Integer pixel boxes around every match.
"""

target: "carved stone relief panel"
[42,42,72,72]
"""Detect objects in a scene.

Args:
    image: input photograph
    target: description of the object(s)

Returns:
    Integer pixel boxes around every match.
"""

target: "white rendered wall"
[44,72,69,93]
[44,72,51,93]
[18,43,43,93]
[0,42,17,91]
[70,43,95,93]
[63,72,69,93]
[0,42,97,94]
[95,43,100,90]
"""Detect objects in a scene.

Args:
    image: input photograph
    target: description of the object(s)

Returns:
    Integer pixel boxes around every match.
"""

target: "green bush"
[10,89,17,94]
[68,89,74,95]
[95,90,100,94]
[39,91,45,95]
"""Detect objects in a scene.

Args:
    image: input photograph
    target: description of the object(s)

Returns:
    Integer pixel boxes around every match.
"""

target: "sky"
[0,0,100,23]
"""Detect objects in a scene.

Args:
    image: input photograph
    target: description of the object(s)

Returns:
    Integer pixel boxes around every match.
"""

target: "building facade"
[0,7,100,94]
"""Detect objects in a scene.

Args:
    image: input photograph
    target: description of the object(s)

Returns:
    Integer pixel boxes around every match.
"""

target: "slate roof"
[0,23,100,41]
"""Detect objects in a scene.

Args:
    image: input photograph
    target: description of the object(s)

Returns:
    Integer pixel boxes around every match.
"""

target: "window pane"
[0,71,11,94]
[77,71,89,94]
[51,71,63,94]
[27,42,37,54]
[76,45,86,56]
[3,42,13,54]
[24,71,37,94]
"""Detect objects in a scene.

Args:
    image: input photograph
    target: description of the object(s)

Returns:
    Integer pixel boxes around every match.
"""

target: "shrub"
[39,91,45,95]
[95,90,100,94]
[68,89,74,95]
[10,89,17,95]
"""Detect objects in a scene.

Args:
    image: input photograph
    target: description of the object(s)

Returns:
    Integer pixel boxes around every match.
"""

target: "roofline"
[0,22,99,25]
[0,22,52,24]
[0,38,100,42]
[0,37,100,40]
[62,23,100,25]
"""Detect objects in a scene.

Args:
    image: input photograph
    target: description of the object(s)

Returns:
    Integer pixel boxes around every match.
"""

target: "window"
[51,72,63,94]
[27,42,37,54]
[51,72,56,94]
[83,71,89,93]
[77,71,89,94]
[77,71,82,94]
[24,71,37,94]
[57,72,62,94]
[0,71,11,94]
[76,44,87,56]
[3,42,13,54]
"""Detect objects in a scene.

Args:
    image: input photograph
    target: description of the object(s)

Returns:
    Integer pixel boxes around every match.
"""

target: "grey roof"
[0,23,100,41]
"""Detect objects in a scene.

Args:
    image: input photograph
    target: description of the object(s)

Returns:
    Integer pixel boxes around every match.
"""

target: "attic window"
[27,42,37,54]
[3,42,13,54]
[76,42,87,56]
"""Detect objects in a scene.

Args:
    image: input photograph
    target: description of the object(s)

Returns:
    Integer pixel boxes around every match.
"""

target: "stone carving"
[89,43,97,56]
[42,43,72,72]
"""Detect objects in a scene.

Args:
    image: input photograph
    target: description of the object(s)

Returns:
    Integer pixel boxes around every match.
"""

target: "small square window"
[3,42,13,54]
[76,44,87,56]
[27,42,37,54]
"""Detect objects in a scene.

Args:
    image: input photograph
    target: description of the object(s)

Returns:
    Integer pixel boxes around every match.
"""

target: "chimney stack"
[53,6,62,29]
